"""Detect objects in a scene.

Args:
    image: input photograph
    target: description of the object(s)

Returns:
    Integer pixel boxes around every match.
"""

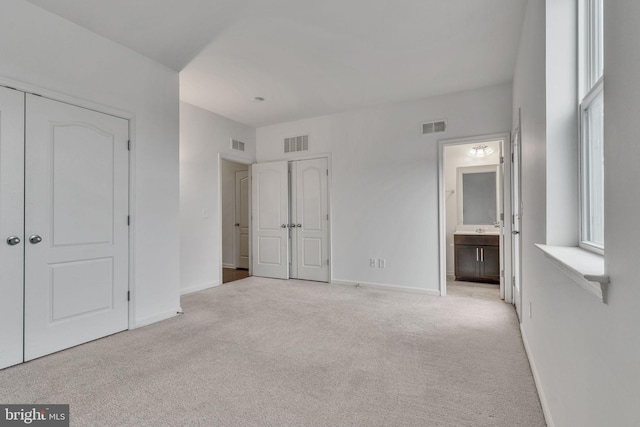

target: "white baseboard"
[222,263,235,269]
[331,279,440,296]
[520,325,555,427]
[133,307,182,329]
[180,280,222,296]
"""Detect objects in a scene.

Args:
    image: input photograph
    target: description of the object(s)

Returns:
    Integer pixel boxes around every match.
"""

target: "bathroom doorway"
[438,134,512,301]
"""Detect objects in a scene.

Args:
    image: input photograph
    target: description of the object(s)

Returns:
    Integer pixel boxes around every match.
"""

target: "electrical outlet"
[378,258,386,268]
[370,258,376,267]
[529,301,532,319]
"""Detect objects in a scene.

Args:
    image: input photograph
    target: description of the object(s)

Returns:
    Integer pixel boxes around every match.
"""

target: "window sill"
[535,244,609,303]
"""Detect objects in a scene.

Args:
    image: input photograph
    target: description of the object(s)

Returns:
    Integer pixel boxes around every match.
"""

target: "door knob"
[512,230,520,235]
[29,235,43,244]
[6,236,20,246]
[296,224,302,227]
[281,224,287,228]
[235,223,240,227]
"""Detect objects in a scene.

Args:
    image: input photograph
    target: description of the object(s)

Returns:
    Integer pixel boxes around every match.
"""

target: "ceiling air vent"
[284,135,309,153]
[231,139,245,152]
[422,120,447,135]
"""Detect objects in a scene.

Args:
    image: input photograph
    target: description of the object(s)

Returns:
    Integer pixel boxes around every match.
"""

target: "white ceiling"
[26,0,527,128]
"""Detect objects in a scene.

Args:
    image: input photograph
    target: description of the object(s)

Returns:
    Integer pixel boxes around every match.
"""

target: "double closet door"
[0,87,129,370]
[252,158,329,282]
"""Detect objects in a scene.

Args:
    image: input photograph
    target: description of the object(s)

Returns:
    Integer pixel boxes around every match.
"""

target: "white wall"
[513,0,640,425]
[221,159,249,267]
[257,83,512,292]
[0,0,180,327]
[443,142,501,276]
[180,102,256,294]
[545,0,578,246]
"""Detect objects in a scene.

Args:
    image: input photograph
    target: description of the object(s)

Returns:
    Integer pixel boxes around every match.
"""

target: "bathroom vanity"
[454,232,500,284]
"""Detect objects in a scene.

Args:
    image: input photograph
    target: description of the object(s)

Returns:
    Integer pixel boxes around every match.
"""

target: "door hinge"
[127,140,131,150]
[127,215,130,226]
[500,213,504,221]
[327,259,330,266]
[500,156,505,164]
[127,291,130,301]
[501,269,504,277]
[326,214,329,220]
[511,153,514,162]
[326,170,329,176]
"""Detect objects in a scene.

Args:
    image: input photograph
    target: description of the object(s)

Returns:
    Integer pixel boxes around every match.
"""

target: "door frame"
[511,110,523,319]
[0,75,137,330]
[437,132,512,300]
[218,153,253,284]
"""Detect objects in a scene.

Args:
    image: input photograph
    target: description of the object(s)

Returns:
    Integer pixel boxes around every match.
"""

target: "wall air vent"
[231,139,245,152]
[284,135,309,153]
[422,120,447,135]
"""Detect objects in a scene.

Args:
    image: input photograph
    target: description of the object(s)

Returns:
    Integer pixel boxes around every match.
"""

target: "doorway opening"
[220,157,251,284]
[438,133,512,302]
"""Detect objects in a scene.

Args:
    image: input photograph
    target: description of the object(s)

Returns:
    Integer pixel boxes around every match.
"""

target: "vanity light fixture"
[468,144,495,158]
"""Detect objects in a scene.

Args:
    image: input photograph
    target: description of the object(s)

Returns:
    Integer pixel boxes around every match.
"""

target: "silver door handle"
[512,230,520,235]
[476,248,479,262]
[281,224,287,228]
[6,236,20,246]
[29,235,43,244]
[290,224,296,228]
[481,247,484,262]
[296,224,302,227]
[235,223,240,227]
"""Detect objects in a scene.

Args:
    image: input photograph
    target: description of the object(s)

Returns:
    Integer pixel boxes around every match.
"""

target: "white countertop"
[454,231,500,235]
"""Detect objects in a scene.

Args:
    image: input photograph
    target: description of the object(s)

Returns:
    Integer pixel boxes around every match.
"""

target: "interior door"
[235,170,249,269]
[0,87,25,369]
[511,126,523,320]
[252,161,289,279]
[24,94,130,361]
[293,158,329,282]
[498,141,507,301]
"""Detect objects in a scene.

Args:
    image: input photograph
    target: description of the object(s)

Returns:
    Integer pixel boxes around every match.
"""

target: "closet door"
[252,161,289,279]
[24,95,129,361]
[294,158,329,282]
[0,87,25,369]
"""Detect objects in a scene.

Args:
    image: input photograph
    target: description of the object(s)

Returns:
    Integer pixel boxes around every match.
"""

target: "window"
[579,0,604,253]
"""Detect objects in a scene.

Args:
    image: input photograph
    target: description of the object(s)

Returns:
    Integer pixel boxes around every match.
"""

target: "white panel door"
[235,170,249,269]
[293,158,329,282]
[0,87,25,369]
[24,94,129,361]
[252,161,289,279]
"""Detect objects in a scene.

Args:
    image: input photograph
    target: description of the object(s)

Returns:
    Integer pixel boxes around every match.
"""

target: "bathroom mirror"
[457,165,499,226]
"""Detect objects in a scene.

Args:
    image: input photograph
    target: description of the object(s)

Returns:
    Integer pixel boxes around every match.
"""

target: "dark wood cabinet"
[454,234,500,284]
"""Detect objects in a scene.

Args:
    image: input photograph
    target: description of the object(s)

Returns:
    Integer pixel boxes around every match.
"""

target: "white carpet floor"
[0,277,545,426]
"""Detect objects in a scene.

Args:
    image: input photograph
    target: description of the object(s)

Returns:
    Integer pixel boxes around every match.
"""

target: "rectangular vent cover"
[284,135,309,153]
[422,120,447,135]
[231,139,245,152]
